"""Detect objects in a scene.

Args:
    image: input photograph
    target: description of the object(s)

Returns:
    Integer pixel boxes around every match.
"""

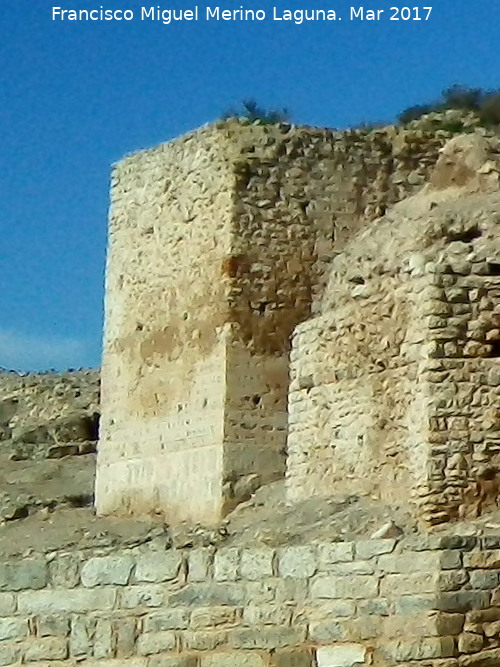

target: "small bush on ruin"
[221,98,290,124]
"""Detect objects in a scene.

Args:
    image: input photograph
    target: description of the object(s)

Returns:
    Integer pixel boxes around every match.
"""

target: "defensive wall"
[96,117,463,526]
[3,535,500,666]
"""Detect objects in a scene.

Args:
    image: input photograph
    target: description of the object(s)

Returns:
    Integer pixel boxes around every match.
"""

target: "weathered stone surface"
[136,630,177,655]
[23,637,69,662]
[270,649,315,666]
[0,617,28,642]
[18,588,116,613]
[240,549,275,580]
[316,643,366,666]
[278,546,317,578]
[199,653,268,667]
[143,609,190,632]
[214,549,240,581]
[80,555,134,587]
[135,552,183,583]
[310,575,379,599]
[0,558,47,591]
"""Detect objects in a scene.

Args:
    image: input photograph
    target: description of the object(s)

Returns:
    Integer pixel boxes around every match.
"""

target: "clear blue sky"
[0,0,498,370]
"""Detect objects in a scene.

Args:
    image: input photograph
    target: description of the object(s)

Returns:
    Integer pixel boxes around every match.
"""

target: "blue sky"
[0,0,498,370]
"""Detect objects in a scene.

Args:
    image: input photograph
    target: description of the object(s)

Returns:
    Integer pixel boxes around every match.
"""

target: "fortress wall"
[417,250,500,526]
[215,123,452,510]
[286,269,430,507]
[97,120,458,525]
[96,128,234,524]
[2,534,499,666]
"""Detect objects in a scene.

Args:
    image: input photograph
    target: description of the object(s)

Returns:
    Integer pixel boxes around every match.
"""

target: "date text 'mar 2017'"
[350,6,433,21]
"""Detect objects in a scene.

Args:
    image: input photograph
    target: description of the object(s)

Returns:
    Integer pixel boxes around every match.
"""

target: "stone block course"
[3,536,500,665]
[18,588,117,614]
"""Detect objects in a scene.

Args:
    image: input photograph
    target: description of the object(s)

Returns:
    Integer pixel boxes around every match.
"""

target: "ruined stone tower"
[287,134,500,526]
[95,121,344,524]
[96,118,454,525]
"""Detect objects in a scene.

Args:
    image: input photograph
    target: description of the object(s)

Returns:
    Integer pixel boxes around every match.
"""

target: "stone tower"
[95,121,341,524]
[95,119,453,525]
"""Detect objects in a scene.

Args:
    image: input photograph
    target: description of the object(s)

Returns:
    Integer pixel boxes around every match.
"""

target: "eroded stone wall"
[98,118,471,525]
[287,134,500,527]
[416,232,500,525]
[286,265,431,506]
[3,534,500,666]
[97,127,233,524]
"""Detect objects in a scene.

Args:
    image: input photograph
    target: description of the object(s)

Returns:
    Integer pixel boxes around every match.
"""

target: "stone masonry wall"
[286,269,429,507]
[416,235,500,526]
[4,534,500,666]
[96,126,233,525]
[98,118,473,525]
[287,136,500,526]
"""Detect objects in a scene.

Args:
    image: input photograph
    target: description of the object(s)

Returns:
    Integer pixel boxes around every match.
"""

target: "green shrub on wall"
[221,98,290,124]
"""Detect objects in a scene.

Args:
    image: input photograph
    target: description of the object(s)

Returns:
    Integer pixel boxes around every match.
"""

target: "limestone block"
[134,552,183,583]
[190,606,239,629]
[310,575,379,599]
[317,543,354,567]
[168,583,246,607]
[69,615,94,657]
[80,555,134,587]
[0,558,47,591]
[240,549,275,580]
[188,549,213,581]
[316,643,367,667]
[37,616,70,638]
[143,609,190,632]
[93,618,113,659]
[48,555,81,588]
[0,593,16,615]
[278,546,317,578]
[214,548,240,581]
[242,605,292,626]
[270,649,315,667]
[148,657,198,667]
[227,625,307,649]
[0,642,21,667]
[23,637,68,662]
[114,617,138,658]
[308,619,349,642]
[380,636,455,661]
[119,584,165,609]
[136,630,177,655]
[354,539,397,560]
[18,588,116,614]
[0,618,28,642]
[199,653,268,667]
[182,630,227,651]
[458,632,484,653]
